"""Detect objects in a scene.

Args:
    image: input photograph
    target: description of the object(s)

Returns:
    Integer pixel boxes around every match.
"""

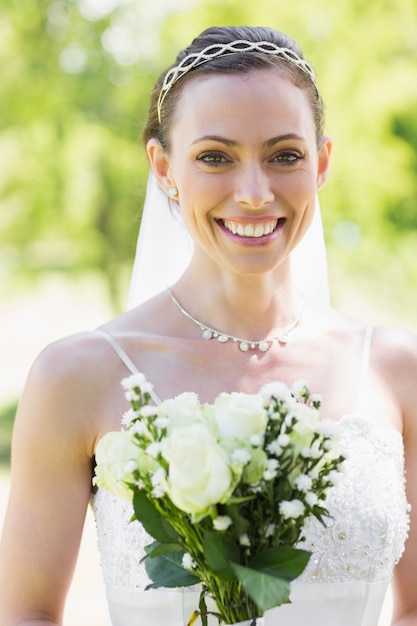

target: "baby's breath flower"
[231,448,252,465]
[305,492,319,507]
[292,380,309,400]
[293,474,313,492]
[121,373,149,391]
[151,485,165,498]
[213,515,233,531]
[263,457,280,479]
[301,447,312,458]
[124,389,140,402]
[265,523,275,537]
[121,408,139,426]
[154,416,169,429]
[327,469,343,486]
[131,421,151,437]
[140,406,158,418]
[285,413,295,427]
[279,499,306,519]
[150,468,167,498]
[250,434,263,447]
[182,553,197,570]
[277,433,290,447]
[146,442,162,458]
[239,533,251,547]
[310,442,323,459]
[310,393,321,407]
[260,381,290,401]
[266,440,283,456]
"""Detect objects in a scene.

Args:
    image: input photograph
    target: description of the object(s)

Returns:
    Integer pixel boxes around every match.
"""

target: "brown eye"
[197,152,229,166]
[272,151,303,164]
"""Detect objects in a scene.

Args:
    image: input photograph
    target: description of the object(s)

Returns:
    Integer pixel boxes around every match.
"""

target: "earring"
[168,186,178,198]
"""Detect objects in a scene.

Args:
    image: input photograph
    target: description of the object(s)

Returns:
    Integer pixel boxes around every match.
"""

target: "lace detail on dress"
[91,414,410,592]
[91,488,154,591]
[296,414,410,584]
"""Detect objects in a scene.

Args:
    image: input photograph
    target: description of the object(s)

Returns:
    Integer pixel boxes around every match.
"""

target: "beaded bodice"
[91,412,410,593]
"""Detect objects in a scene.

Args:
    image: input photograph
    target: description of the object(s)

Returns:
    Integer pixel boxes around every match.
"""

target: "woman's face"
[149,68,331,277]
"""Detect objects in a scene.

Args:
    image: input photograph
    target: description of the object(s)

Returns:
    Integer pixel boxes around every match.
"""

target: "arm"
[386,331,417,626]
[0,335,103,626]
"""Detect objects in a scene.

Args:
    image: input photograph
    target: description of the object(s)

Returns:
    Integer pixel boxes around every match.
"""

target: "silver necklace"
[167,289,303,353]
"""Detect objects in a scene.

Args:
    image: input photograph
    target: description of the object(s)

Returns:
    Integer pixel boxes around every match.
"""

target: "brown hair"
[143,26,324,151]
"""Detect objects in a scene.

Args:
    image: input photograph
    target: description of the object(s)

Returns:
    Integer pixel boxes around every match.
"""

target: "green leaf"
[203,531,240,581]
[249,546,311,581]
[230,563,291,613]
[144,542,200,588]
[133,491,178,543]
[145,542,183,558]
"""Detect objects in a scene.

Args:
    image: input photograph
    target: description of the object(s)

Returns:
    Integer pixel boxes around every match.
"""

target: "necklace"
[167,289,303,353]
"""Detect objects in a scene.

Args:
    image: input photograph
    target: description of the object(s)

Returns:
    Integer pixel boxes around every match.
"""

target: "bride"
[0,25,416,626]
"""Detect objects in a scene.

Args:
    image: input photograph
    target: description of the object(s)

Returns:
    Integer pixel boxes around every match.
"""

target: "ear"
[316,135,332,190]
[147,138,174,192]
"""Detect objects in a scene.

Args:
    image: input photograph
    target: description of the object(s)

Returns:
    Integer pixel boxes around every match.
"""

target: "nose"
[234,163,274,209]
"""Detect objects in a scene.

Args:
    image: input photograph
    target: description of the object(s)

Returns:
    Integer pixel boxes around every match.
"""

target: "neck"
[173,263,302,341]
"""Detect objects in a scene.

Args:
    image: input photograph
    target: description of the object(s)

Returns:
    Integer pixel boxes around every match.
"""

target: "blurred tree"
[0,0,416,313]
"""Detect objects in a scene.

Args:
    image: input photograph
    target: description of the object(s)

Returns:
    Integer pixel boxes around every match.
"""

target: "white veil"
[127,173,330,309]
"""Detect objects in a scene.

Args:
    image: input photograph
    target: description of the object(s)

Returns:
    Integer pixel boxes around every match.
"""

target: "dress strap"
[95,329,162,405]
[357,325,374,415]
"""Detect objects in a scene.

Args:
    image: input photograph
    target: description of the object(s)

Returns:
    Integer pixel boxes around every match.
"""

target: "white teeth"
[223,220,278,238]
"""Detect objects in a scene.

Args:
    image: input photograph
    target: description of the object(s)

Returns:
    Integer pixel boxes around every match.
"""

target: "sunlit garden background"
[0,0,416,623]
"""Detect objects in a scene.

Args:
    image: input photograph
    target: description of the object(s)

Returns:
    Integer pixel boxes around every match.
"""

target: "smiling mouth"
[219,218,284,238]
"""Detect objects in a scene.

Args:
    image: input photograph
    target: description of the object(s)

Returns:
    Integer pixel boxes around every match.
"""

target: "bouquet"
[95,375,344,625]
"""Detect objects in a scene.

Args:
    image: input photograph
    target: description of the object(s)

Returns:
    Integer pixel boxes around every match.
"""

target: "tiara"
[157,39,318,123]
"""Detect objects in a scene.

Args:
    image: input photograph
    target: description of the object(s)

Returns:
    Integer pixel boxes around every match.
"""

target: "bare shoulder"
[16,330,123,456]
[31,330,112,380]
[370,324,417,433]
[371,324,417,373]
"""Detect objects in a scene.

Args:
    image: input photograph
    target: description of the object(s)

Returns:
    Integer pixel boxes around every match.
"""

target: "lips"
[219,218,284,238]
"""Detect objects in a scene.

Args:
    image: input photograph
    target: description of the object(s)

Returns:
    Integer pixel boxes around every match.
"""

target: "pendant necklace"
[167,289,303,353]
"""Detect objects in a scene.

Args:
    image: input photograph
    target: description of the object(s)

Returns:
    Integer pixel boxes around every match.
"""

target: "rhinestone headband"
[157,40,318,123]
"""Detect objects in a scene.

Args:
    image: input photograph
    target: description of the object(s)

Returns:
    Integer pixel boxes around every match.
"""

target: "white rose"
[158,393,205,433]
[213,392,267,444]
[94,431,139,502]
[161,423,233,517]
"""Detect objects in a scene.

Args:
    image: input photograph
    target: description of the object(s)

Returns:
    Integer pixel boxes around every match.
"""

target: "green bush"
[0,402,17,467]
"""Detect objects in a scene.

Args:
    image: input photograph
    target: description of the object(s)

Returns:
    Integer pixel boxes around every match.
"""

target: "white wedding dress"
[91,327,410,626]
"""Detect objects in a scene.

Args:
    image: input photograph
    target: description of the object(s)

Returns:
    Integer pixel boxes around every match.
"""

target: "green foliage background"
[1,0,416,316]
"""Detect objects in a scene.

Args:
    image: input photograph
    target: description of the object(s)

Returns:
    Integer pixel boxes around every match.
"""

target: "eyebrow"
[191,133,305,147]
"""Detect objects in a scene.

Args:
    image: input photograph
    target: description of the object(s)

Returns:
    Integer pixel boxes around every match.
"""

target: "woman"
[0,25,416,626]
